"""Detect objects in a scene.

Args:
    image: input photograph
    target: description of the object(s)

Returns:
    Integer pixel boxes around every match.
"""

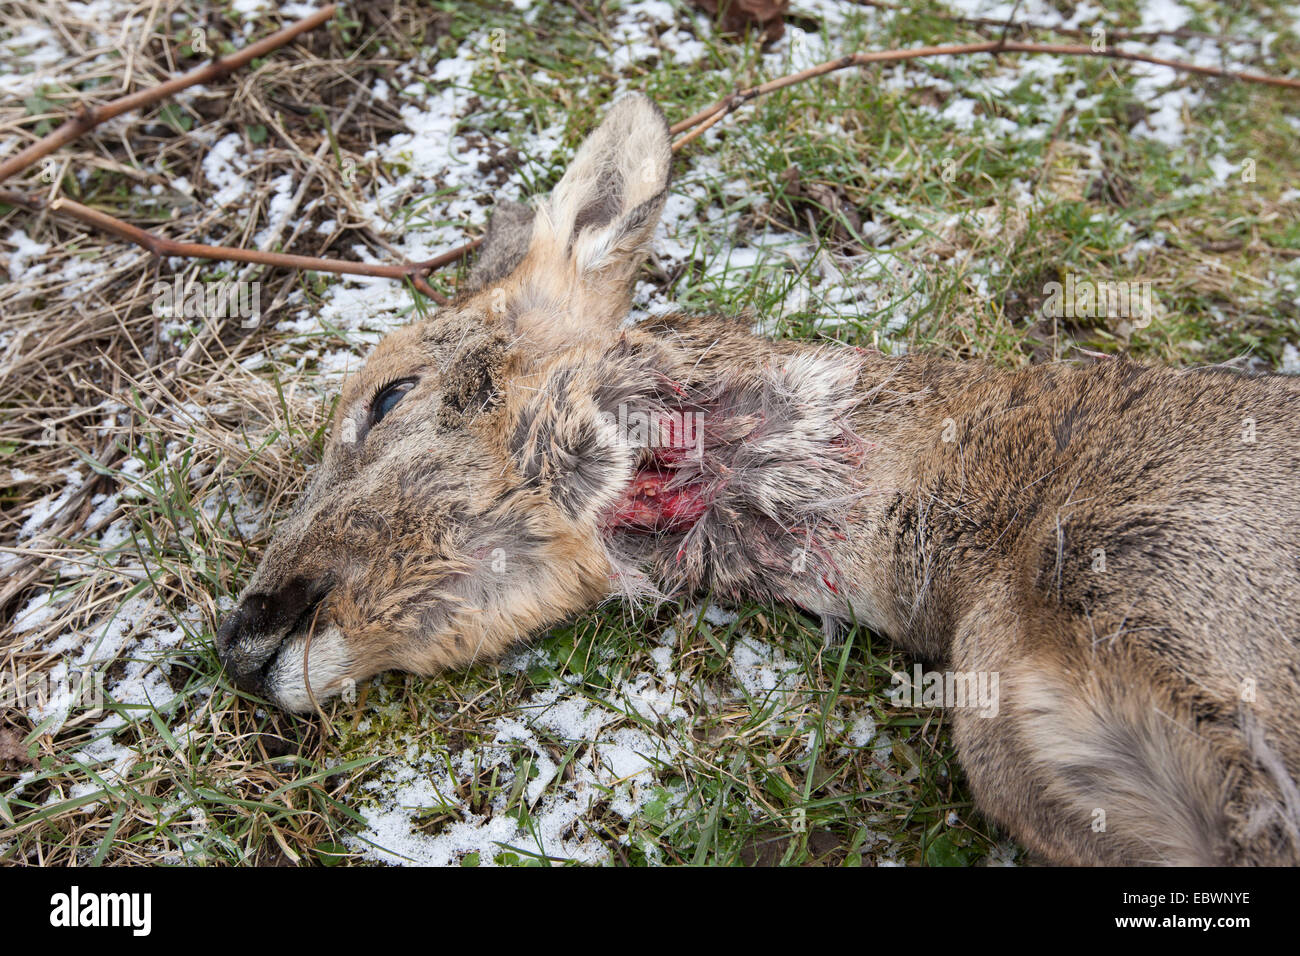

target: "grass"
[1,0,1299,866]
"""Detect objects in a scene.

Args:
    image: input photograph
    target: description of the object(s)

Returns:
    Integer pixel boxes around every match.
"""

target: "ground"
[1,0,1298,866]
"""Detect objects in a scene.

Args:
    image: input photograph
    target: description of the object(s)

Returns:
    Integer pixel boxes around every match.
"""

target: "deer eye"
[371,379,415,426]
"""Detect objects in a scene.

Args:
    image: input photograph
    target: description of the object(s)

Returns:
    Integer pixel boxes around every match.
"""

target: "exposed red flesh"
[606,468,708,533]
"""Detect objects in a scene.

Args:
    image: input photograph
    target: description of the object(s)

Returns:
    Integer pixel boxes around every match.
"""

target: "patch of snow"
[254,173,297,247]
[5,229,51,280]
[202,133,252,208]
[729,635,803,697]
[701,604,738,627]
[348,675,676,866]
[848,713,876,747]
[1281,343,1300,375]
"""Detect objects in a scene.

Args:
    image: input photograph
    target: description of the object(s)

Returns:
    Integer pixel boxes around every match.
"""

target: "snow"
[346,644,689,865]
[1139,0,1192,32]
[1281,343,1300,376]
[342,590,835,866]
[254,173,298,248]
[202,133,252,208]
[608,1,709,71]
[13,591,61,633]
[231,0,272,18]
[5,229,51,281]
[0,0,148,99]
[701,604,739,627]
[848,713,877,748]
[729,635,804,697]
[17,467,85,539]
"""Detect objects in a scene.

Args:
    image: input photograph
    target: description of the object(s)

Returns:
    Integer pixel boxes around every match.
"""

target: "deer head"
[215,94,677,711]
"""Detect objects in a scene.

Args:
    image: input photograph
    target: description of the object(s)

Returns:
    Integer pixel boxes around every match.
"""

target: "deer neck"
[600,332,972,655]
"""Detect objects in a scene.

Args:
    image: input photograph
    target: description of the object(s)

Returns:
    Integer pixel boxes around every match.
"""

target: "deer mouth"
[216,583,331,698]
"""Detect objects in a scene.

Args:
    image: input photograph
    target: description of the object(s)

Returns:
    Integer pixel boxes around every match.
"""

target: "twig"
[0,2,469,304]
[567,0,600,28]
[669,39,1300,141]
[843,1,1265,46]
[45,196,477,295]
[0,5,338,185]
[670,99,735,151]
[176,84,370,376]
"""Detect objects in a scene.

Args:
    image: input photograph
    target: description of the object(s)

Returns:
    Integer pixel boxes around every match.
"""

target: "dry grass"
[1,0,442,864]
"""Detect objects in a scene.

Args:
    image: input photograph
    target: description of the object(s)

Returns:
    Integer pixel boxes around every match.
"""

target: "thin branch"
[844,0,1266,46]
[0,4,470,303]
[670,102,733,151]
[669,38,1300,139]
[0,4,338,185]
[46,196,477,296]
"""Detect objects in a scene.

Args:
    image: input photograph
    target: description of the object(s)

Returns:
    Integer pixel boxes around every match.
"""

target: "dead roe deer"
[216,94,1300,865]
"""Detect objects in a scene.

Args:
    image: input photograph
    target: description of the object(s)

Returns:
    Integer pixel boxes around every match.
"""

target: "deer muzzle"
[215,576,332,696]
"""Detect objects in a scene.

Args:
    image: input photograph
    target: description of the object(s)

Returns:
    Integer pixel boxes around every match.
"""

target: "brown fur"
[217,94,1300,865]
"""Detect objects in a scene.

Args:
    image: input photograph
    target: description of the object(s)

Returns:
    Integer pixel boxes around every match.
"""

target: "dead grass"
[1,0,436,864]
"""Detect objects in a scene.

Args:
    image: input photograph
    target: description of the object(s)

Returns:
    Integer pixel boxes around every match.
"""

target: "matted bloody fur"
[216,94,1300,865]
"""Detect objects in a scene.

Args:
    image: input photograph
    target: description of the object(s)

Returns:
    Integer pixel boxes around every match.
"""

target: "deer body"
[216,95,1300,865]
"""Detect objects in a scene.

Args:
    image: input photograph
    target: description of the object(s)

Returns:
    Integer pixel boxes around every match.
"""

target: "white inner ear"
[551,107,668,220]
[542,95,671,277]
[570,212,619,277]
[528,203,626,290]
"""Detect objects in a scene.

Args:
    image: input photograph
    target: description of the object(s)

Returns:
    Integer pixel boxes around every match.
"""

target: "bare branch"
[844,0,1267,46]
[0,4,338,185]
[50,196,471,280]
[6,24,1296,299]
[669,39,1300,141]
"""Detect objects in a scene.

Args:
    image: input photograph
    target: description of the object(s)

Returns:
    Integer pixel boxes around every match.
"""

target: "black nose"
[216,577,329,694]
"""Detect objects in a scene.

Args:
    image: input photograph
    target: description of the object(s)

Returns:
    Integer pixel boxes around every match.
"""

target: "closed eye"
[370,379,416,427]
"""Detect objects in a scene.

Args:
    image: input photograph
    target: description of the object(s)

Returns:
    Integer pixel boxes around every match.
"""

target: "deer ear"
[543,92,671,278]
[463,200,535,293]
[501,93,672,341]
